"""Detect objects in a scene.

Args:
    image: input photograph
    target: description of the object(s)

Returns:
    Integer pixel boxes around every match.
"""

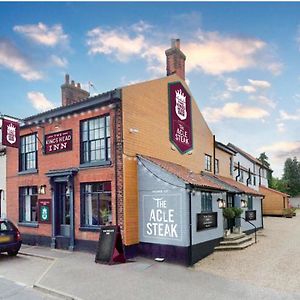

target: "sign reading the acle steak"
[245,210,256,221]
[45,129,72,154]
[1,118,19,148]
[169,82,193,154]
[197,212,218,231]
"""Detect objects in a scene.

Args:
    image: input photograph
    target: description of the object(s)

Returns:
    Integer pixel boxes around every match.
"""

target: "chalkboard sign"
[245,210,256,221]
[197,212,218,231]
[95,225,126,265]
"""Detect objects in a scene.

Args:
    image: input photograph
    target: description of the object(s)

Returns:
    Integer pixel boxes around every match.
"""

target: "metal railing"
[238,217,257,243]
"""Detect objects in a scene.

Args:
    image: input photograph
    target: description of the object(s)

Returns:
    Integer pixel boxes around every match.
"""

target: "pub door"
[54,182,71,248]
[226,194,235,230]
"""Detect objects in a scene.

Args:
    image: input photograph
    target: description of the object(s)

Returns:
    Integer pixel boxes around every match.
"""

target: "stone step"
[220,236,252,246]
[223,233,246,241]
[214,240,255,251]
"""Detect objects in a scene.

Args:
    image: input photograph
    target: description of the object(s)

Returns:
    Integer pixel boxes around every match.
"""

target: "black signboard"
[197,212,218,231]
[95,225,126,265]
[245,210,256,221]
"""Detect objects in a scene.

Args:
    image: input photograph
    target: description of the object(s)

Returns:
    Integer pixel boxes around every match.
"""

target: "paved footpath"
[1,214,300,300]
[195,213,300,294]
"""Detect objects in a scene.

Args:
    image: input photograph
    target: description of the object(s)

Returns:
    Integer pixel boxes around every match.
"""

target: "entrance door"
[226,194,235,230]
[55,182,70,237]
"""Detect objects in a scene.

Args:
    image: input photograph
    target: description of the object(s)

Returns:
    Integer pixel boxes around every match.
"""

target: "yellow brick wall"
[122,74,214,245]
[215,148,232,178]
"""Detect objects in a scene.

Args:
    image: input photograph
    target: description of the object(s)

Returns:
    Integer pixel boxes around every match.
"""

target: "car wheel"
[7,250,19,256]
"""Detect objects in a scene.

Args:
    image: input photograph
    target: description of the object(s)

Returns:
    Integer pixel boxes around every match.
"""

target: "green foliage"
[283,208,295,218]
[223,208,235,220]
[282,157,300,197]
[232,207,243,218]
[257,152,270,169]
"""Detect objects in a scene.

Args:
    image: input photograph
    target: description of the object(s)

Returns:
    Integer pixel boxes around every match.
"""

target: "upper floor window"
[201,192,212,212]
[19,186,38,223]
[80,115,111,164]
[19,134,37,171]
[215,159,219,174]
[80,182,112,227]
[205,154,212,172]
[239,170,244,182]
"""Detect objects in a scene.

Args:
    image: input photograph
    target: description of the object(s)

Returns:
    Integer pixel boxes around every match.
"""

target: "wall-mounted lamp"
[129,128,139,134]
[217,198,226,208]
[38,185,47,195]
[241,199,248,208]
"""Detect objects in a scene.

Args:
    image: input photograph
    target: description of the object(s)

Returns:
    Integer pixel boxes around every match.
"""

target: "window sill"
[79,160,111,169]
[79,226,101,232]
[18,222,39,228]
[18,169,38,176]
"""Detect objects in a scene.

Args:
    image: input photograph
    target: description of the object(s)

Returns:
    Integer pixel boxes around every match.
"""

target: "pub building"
[6,39,264,265]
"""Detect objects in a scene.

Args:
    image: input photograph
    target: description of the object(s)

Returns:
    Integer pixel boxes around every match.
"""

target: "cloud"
[50,55,68,68]
[184,32,270,75]
[86,21,281,77]
[277,122,286,133]
[279,109,300,121]
[260,141,300,160]
[250,95,276,109]
[87,27,145,62]
[202,102,269,123]
[0,39,43,80]
[225,78,256,93]
[14,22,68,47]
[27,92,55,111]
[248,79,271,89]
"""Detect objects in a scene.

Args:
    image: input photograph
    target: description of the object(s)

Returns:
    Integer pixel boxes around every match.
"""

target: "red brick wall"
[6,103,124,243]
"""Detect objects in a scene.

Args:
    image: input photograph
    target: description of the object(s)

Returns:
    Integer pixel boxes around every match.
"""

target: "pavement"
[1,214,300,299]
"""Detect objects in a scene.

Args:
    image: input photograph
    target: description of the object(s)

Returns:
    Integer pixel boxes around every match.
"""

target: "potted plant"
[223,207,235,236]
[100,208,110,225]
[232,207,244,234]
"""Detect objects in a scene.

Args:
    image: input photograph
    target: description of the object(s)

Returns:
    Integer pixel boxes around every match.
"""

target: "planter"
[232,226,242,234]
[224,229,231,237]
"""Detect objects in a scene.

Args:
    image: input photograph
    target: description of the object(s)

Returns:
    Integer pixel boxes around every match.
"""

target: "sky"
[0,2,300,177]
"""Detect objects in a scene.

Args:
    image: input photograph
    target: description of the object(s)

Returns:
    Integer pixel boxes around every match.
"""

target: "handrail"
[237,217,257,243]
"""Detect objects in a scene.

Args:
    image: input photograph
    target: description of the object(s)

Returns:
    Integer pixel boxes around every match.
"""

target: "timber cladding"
[260,186,289,216]
[122,74,215,245]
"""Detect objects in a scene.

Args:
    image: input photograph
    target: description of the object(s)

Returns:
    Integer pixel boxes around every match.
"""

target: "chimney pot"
[71,80,75,86]
[77,83,81,88]
[65,74,70,84]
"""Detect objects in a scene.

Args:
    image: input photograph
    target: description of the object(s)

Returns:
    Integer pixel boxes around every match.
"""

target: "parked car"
[0,219,22,256]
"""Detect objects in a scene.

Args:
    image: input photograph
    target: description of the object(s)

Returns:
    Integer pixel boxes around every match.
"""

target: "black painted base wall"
[21,233,223,266]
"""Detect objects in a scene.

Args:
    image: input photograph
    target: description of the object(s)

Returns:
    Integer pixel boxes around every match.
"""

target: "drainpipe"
[235,162,240,181]
[213,135,216,175]
[188,186,193,267]
[246,168,251,186]
[261,197,264,229]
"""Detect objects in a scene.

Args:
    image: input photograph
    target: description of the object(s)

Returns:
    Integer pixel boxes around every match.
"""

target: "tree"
[257,152,270,169]
[282,157,300,196]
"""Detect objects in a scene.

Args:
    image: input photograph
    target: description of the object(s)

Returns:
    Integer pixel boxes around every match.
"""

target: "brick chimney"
[61,74,90,106]
[165,39,186,80]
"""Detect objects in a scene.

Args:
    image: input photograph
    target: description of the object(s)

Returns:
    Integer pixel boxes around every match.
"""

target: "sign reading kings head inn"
[169,82,193,154]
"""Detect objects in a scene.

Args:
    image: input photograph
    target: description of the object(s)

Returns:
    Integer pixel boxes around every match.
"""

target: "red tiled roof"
[202,172,264,197]
[259,186,290,197]
[139,155,226,191]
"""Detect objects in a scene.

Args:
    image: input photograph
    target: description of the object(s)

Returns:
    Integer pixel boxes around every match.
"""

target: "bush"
[223,207,235,220]
[283,208,294,218]
[232,207,244,218]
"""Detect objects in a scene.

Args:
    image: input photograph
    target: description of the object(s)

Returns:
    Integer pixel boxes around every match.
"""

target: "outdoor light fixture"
[217,198,226,208]
[65,185,71,197]
[38,185,46,195]
[241,199,248,208]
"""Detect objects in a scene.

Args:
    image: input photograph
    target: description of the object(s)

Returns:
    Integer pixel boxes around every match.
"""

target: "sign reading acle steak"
[168,82,193,154]
[45,129,72,154]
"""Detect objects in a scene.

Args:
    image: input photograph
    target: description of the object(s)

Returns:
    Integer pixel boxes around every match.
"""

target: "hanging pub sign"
[1,118,20,148]
[45,129,72,154]
[245,210,256,221]
[168,82,193,154]
[38,199,51,223]
[197,212,218,231]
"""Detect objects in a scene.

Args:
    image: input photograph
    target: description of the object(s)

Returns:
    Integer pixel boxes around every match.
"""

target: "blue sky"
[1,2,300,177]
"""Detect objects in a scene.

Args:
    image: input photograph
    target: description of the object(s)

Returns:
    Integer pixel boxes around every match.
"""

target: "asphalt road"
[0,276,55,300]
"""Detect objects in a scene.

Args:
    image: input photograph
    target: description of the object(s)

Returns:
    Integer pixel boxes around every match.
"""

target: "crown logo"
[175,89,186,102]
[7,123,16,132]
[175,88,187,121]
